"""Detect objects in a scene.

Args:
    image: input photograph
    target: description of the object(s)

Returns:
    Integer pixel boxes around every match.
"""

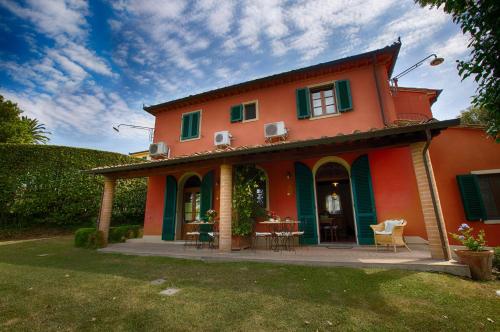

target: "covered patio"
[99,240,470,277]
[89,120,459,263]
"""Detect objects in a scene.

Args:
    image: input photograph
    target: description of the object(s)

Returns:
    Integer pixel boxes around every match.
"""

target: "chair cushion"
[375,230,392,235]
[292,231,304,235]
[255,232,272,236]
[383,219,403,234]
[186,232,200,235]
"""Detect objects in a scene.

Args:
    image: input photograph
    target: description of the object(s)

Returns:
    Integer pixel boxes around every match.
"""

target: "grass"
[0,237,498,331]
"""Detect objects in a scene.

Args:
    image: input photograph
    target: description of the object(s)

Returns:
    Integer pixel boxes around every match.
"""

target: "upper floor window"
[180,110,201,141]
[230,101,258,123]
[310,85,337,117]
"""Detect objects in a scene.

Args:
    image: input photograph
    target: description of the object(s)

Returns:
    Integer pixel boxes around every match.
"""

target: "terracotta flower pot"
[454,249,494,280]
[231,235,250,250]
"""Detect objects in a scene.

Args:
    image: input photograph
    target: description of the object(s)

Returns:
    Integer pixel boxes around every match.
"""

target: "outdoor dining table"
[259,220,300,251]
[186,221,215,248]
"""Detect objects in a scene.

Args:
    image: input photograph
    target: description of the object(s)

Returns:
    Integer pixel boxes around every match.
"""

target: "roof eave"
[143,42,402,115]
[88,119,459,176]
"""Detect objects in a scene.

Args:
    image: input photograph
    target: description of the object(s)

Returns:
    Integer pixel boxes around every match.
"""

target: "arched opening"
[180,175,201,239]
[315,162,356,243]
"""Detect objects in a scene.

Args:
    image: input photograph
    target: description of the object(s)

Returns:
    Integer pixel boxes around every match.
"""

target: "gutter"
[372,53,387,126]
[423,128,451,260]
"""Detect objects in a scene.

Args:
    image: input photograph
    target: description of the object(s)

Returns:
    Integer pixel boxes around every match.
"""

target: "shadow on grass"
[0,238,418,317]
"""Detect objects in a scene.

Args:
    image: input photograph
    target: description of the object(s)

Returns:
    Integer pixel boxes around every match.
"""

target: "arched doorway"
[315,162,356,243]
[180,175,201,239]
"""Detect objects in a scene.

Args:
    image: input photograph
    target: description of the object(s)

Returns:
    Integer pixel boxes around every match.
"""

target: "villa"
[89,41,500,260]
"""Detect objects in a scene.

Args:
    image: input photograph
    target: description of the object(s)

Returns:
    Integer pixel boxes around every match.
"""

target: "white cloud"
[61,42,114,76]
[196,0,235,36]
[430,32,471,60]
[366,5,449,52]
[0,0,89,39]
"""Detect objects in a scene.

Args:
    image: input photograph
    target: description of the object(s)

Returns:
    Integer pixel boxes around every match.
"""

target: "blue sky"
[0,0,475,154]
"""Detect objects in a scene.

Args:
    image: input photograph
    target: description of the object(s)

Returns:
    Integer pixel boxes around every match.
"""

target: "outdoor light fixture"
[112,123,154,142]
[391,54,444,91]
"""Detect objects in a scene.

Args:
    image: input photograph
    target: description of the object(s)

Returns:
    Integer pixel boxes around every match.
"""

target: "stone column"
[410,142,451,260]
[98,177,116,246]
[219,164,233,251]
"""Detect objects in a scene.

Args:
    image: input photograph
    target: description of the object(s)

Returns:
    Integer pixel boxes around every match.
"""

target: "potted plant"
[232,165,266,250]
[266,210,278,222]
[451,223,493,280]
[205,209,217,223]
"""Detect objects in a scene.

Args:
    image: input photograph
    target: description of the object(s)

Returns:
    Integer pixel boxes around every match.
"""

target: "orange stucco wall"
[144,148,428,241]
[153,65,393,158]
[369,147,427,239]
[392,90,434,120]
[430,127,500,246]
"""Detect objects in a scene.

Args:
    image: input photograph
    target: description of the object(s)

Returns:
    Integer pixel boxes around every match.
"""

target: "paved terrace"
[100,239,470,278]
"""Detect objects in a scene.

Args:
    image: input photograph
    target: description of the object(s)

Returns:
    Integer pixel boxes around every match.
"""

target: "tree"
[0,95,50,144]
[458,106,489,126]
[20,116,50,144]
[415,1,500,142]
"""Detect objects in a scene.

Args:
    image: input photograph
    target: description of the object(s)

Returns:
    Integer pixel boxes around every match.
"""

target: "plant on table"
[266,210,278,221]
[232,165,266,236]
[205,209,217,223]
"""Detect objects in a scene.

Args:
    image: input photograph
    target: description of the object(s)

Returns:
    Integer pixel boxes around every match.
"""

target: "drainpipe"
[423,129,451,260]
[372,54,387,126]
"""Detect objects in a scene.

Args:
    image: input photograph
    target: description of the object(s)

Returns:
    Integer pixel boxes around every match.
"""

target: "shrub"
[0,144,147,229]
[75,228,105,248]
[75,225,141,248]
[493,247,500,270]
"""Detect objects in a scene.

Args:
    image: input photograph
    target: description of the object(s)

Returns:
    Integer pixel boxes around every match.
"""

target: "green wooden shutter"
[456,174,487,221]
[294,162,318,244]
[190,111,200,138]
[181,112,200,140]
[200,171,214,221]
[296,87,311,119]
[162,175,177,241]
[230,104,243,123]
[181,114,191,140]
[351,155,377,245]
[335,80,353,112]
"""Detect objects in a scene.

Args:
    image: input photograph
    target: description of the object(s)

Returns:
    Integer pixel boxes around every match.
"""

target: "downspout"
[423,129,451,260]
[372,54,387,126]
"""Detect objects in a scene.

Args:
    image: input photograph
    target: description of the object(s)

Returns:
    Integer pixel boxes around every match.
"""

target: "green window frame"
[180,111,201,141]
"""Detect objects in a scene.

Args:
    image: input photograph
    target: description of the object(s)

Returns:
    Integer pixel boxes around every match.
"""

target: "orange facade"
[142,45,499,248]
[430,127,500,246]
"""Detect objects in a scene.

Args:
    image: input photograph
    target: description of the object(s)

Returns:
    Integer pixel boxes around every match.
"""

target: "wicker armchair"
[370,219,411,252]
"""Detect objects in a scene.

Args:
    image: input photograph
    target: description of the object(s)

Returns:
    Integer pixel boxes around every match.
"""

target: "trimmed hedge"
[494,247,500,270]
[0,144,147,229]
[75,225,141,248]
[74,228,105,248]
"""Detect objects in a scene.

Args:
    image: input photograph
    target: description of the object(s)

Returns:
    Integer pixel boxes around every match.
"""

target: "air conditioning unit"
[264,121,287,139]
[149,141,169,158]
[214,130,232,147]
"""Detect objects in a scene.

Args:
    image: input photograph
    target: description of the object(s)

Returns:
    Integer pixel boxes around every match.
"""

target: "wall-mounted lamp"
[286,171,292,180]
[390,53,444,92]
[333,182,338,187]
[113,123,155,142]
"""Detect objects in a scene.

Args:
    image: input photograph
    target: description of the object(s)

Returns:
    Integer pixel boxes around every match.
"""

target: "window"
[230,102,258,123]
[310,85,337,117]
[181,111,201,140]
[243,102,257,121]
[477,173,500,220]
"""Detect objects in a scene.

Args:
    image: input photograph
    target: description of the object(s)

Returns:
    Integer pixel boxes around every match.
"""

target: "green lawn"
[0,238,498,331]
